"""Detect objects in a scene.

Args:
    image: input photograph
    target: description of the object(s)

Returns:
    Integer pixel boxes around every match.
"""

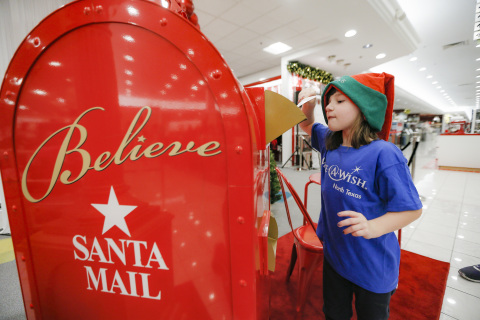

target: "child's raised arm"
[298,87,317,136]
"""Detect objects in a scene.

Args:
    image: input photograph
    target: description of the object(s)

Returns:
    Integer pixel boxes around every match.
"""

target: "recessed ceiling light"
[363,44,373,49]
[345,29,357,37]
[477,57,480,61]
[436,86,442,89]
[432,81,438,84]
[376,53,386,59]
[426,75,433,79]
[409,57,417,62]
[263,42,292,55]
[419,67,426,71]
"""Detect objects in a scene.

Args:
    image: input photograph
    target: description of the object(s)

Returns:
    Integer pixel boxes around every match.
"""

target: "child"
[298,73,422,320]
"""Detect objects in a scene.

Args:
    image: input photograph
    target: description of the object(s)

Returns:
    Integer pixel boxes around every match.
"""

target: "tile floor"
[274,134,480,320]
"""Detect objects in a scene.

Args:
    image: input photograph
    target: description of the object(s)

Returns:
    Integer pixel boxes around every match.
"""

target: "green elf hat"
[321,72,395,141]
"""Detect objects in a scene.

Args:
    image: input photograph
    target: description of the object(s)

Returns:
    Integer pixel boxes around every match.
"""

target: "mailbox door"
[0,1,265,319]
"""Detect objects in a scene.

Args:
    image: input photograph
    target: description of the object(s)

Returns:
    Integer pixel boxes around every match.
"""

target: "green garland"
[287,61,334,84]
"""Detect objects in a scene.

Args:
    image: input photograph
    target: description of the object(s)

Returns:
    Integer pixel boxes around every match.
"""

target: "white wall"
[0,171,10,234]
[237,66,281,87]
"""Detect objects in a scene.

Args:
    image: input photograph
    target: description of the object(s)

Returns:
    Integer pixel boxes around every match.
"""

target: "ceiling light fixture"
[419,67,426,71]
[263,42,292,55]
[426,75,433,79]
[432,81,438,84]
[363,44,373,49]
[409,57,417,62]
[345,29,357,38]
[376,53,386,59]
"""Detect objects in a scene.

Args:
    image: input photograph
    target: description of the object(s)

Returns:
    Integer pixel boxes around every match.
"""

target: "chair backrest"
[275,167,317,234]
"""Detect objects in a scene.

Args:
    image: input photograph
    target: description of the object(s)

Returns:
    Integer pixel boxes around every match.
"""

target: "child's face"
[325,91,361,133]
[325,91,361,131]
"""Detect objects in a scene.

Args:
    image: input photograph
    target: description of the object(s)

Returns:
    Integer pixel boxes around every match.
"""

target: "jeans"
[323,258,396,320]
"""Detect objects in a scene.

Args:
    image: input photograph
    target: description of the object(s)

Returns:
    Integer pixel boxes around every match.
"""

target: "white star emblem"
[138,135,146,142]
[91,186,137,237]
[352,166,362,173]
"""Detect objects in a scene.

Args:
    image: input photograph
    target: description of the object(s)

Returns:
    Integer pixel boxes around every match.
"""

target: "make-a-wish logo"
[72,186,169,300]
[322,156,368,190]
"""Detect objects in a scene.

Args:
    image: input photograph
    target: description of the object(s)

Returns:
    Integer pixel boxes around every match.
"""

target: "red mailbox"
[0,1,274,318]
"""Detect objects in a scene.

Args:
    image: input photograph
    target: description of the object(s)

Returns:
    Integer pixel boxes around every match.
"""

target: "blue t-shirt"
[311,123,422,293]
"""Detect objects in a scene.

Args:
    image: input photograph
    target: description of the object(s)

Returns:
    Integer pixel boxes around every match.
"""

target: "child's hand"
[299,87,316,101]
[298,87,317,109]
[337,211,377,239]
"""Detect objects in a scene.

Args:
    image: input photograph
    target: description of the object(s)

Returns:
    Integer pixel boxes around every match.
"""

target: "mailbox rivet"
[211,70,222,80]
[21,256,26,261]
[235,146,243,154]
[239,280,247,287]
[237,216,245,224]
[84,7,91,15]
[32,38,40,47]
[6,91,14,99]
[95,5,103,13]
[29,303,34,309]
[12,205,17,212]
[160,18,167,26]
[3,151,8,158]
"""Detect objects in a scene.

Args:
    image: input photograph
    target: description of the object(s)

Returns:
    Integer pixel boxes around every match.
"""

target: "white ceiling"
[195,0,479,117]
[0,0,477,117]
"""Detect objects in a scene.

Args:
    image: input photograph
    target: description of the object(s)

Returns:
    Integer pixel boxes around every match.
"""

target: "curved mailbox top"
[0,1,269,319]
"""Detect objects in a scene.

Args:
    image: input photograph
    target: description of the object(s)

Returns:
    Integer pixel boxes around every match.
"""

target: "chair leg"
[295,245,323,314]
[304,181,313,225]
[286,243,297,282]
[304,181,311,210]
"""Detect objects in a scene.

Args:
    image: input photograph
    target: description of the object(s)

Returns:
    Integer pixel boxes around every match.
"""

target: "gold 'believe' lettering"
[22,106,222,202]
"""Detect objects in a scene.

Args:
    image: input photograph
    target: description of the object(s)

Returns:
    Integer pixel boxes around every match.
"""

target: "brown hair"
[324,88,379,150]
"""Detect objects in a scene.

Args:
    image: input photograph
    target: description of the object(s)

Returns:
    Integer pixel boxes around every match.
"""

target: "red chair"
[275,168,323,317]
[304,172,321,210]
